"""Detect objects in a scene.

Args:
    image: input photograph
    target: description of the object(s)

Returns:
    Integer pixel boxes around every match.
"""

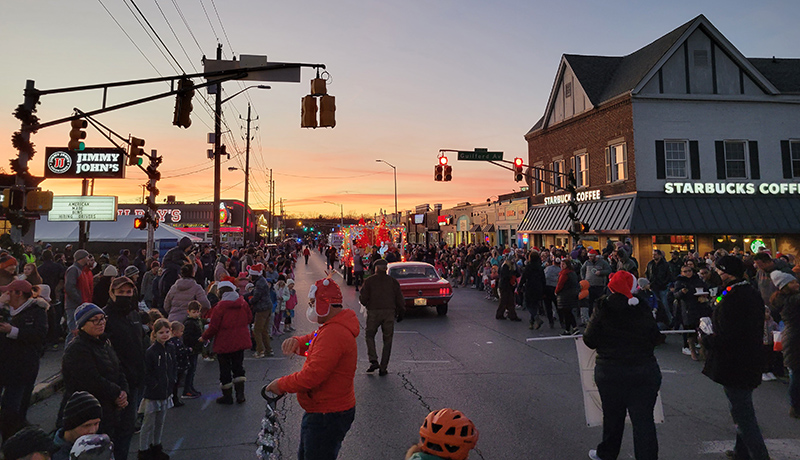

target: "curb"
[31,372,63,405]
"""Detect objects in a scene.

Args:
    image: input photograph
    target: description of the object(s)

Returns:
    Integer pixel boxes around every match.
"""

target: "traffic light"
[173,78,195,129]
[25,190,53,212]
[513,157,524,182]
[2,188,24,210]
[435,156,447,181]
[68,119,87,151]
[578,221,590,233]
[129,137,145,166]
[319,95,336,128]
[301,95,317,128]
[134,217,146,230]
[443,165,452,181]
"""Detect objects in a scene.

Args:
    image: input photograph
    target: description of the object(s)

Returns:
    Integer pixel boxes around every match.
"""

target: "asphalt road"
[28,251,800,459]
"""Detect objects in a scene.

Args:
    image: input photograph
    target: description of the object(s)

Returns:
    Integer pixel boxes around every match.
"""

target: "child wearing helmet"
[405,408,478,460]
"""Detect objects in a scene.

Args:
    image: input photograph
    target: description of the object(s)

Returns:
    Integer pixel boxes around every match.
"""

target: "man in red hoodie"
[266,277,359,460]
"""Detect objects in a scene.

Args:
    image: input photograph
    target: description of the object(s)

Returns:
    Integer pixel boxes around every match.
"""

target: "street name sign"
[457,148,503,161]
[48,196,118,221]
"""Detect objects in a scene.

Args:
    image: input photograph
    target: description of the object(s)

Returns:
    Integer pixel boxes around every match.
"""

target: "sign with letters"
[665,182,800,195]
[45,147,126,179]
[48,196,118,221]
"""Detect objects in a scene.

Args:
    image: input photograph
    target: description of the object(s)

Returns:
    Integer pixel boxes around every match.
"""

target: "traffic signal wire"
[95,0,163,78]
[125,0,186,74]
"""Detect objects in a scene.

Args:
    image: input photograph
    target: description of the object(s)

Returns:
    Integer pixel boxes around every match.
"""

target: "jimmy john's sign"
[44,147,126,179]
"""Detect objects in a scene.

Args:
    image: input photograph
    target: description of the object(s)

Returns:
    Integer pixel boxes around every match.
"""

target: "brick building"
[518,14,800,261]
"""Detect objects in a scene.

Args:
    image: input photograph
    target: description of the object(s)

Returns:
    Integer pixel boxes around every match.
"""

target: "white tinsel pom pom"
[628,297,639,306]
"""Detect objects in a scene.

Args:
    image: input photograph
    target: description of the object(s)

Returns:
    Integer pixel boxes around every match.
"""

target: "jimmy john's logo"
[44,147,126,179]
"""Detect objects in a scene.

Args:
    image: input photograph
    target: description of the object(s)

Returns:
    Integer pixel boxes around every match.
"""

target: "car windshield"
[389,265,440,280]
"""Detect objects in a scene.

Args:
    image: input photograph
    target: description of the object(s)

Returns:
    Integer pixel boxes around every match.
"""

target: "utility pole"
[270,175,275,243]
[145,149,161,258]
[241,103,256,247]
[212,43,223,248]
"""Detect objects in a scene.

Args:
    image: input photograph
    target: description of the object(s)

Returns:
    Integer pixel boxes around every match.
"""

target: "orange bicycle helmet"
[419,408,478,460]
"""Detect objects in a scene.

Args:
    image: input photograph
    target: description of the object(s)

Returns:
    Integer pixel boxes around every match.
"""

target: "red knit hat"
[313,277,343,317]
[608,271,639,305]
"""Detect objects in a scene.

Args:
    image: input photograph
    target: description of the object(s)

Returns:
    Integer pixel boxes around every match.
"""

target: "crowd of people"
[2,233,799,460]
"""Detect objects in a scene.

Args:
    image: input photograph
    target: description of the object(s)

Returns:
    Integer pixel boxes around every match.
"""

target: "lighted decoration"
[219,202,229,225]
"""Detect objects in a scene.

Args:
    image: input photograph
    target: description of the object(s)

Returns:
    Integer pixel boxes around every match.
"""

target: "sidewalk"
[31,344,65,404]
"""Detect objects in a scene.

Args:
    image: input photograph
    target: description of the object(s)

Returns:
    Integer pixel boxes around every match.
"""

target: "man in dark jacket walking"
[519,251,547,329]
[0,280,47,442]
[359,258,405,376]
[102,276,145,460]
[645,250,673,320]
[702,255,770,460]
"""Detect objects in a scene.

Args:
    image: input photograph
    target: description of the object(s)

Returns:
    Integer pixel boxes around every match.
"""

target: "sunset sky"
[2,1,797,218]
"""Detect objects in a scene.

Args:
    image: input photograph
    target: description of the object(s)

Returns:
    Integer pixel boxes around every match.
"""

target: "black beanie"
[63,391,103,431]
[2,426,58,460]
[716,255,745,279]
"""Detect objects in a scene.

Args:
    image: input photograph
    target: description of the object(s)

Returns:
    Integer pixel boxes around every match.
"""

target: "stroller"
[256,385,285,459]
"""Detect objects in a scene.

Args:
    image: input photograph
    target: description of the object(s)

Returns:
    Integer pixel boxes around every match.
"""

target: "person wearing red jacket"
[266,277,359,460]
[199,279,253,405]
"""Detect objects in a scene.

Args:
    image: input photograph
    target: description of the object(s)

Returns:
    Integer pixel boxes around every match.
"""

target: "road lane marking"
[526,336,581,341]
[700,439,800,458]
[395,331,420,334]
[170,438,183,454]
[402,360,451,364]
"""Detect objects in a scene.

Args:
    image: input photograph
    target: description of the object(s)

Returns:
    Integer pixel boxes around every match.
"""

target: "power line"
[210,0,235,57]
[198,0,220,43]
[96,0,164,76]
[151,0,198,73]
[170,0,204,54]
[127,0,186,74]
[122,0,181,74]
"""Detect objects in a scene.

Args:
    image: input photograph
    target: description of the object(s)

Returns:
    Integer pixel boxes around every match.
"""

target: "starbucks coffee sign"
[44,147,126,179]
[664,182,800,195]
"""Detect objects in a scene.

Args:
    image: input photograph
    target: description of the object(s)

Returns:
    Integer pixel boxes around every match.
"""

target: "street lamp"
[212,83,270,248]
[375,159,397,225]
[323,201,344,229]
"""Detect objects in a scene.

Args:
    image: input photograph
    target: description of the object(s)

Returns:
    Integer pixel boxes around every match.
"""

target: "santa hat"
[608,271,639,305]
[588,249,599,255]
[313,277,343,317]
[248,263,264,276]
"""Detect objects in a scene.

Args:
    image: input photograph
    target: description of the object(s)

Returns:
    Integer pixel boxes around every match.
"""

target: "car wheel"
[436,303,448,316]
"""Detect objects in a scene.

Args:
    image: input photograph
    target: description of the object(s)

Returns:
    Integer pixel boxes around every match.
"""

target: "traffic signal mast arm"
[31,62,327,130]
[75,110,151,175]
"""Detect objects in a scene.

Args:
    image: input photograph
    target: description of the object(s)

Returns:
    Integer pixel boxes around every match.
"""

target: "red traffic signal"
[439,156,448,166]
[134,217,146,230]
[513,157,524,182]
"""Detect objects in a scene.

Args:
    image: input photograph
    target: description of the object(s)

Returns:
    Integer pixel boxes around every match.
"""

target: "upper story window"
[724,141,747,179]
[574,153,589,187]
[605,142,628,183]
[532,165,544,195]
[791,141,800,177]
[665,141,688,179]
[552,159,566,192]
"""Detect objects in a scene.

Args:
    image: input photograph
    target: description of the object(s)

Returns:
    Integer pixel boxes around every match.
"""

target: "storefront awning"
[482,224,495,232]
[469,224,481,232]
[517,193,800,235]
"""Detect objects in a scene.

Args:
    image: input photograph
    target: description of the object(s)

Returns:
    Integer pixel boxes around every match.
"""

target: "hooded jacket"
[0,297,47,385]
[702,279,764,389]
[580,257,611,287]
[248,276,273,313]
[143,340,176,400]
[103,297,146,389]
[555,267,579,309]
[673,275,712,326]
[201,294,253,354]
[769,291,799,371]
[583,292,663,365]
[278,308,359,414]
[164,277,211,323]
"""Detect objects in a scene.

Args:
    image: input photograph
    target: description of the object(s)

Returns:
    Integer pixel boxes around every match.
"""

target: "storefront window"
[652,235,695,255]
[580,237,599,251]
[714,235,776,255]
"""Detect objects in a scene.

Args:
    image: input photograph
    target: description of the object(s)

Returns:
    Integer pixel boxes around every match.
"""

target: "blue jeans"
[184,353,199,391]
[655,289,672,324]
[723,386,769,460]
[298,407,355,460]
[595,361,661,460]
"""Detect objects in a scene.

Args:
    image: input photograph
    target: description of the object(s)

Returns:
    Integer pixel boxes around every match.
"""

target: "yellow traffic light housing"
[2,189,24,210]
[25,190,54,212]
[129,137,145,166]
[301,95,318,128]
[319,95,336,128]
[443,165,452,181]
[68,119,87,151]
[434,164,443,181]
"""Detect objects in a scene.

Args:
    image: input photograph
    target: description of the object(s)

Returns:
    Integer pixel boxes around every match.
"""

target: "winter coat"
[51,429,73,460]
[141,270,157,303]
[274,283,290,310]
[103,297,146,389]
[756,258,793,309]
[498,263,517,295]
[183,317,203,355]
[583,293,663,366]
[645,258,673,291]
[0,298,47,385]
[702,280,765,390]
[555,268,579,309]
[616,250,639,277]
[38,260,66,297]
[544,265,561,287]
[201,295,253,354]
[771,291,800,371]
[143,341,176,400]
[167,337,190,371]
[359,270,405,315]
[277,309,360,413]
[164,277,211,323]
[214,262,229,282]
[580,258,611,287]
[673,275,712,327]
[160,245,189,295]
[248,276,273,313]
[61,330,128,430]
[64,263,88,311]
[519,261,546,302]
[92,276,113,308]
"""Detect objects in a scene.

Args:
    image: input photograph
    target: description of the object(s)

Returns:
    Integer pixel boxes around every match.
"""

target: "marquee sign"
[664,182,800,195]
[48,196,118,221]
[44,147,126,179]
